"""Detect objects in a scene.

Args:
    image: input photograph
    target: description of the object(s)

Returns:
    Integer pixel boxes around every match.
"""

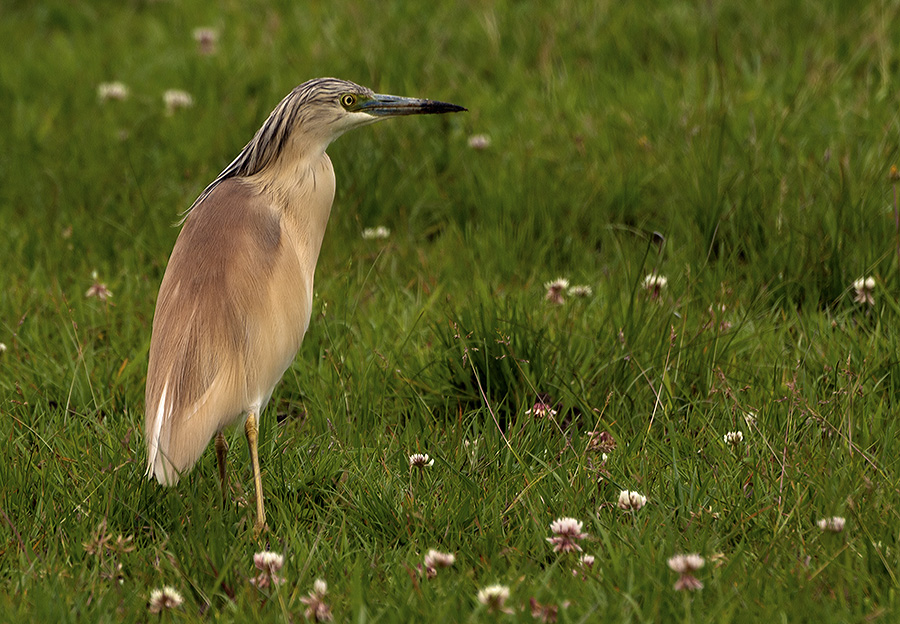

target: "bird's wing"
[145,178,310,484]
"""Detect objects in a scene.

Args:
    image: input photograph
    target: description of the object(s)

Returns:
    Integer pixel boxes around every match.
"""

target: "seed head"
[82,520,112,556]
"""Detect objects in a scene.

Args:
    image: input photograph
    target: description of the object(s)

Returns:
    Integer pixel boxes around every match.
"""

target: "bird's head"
[198,78,465,202]
[291,77,466,144]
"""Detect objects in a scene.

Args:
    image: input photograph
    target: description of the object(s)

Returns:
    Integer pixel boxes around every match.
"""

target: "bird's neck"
[250,147,337,287]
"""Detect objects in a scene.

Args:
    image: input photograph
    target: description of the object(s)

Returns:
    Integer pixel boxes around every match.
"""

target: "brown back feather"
[145,177,309,483]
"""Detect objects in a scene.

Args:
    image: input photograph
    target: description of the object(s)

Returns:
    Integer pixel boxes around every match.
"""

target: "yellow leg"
[215,431,228,501]
[244,413,267,534]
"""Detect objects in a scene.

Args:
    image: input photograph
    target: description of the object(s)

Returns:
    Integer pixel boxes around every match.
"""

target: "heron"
[144,77,465,533]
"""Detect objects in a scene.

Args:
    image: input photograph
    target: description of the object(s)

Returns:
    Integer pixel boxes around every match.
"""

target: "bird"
[144,77,465,533]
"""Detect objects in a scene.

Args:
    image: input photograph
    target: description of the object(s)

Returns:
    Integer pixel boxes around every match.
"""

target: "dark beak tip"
[424,100,466,114]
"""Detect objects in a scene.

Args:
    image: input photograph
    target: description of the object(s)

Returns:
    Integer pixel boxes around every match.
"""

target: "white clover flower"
[300,578,332,622]
[85,280,113,301]
[361,226,391,240]
[409,453,434,469]
[545,278,570,290]
[667,553,705,573]
[667,553,705,591]
[148,586,184,613]
[587,430,616,453]
[642,273,667,289]
[549,517,585,536]
[817,516,846,533]
[424,549,456,569]
[467,134,491,150]
[97,82,129,102]
[642,273,668,300]
[251,550,285,588]
[192,27,219,55]
[547,517,588,553]
[530,597,561,621]
[568,284,593,298]
[617,490,648,511]
[477,584,512,613]
[723,431,744,446]
[544,278,569,305]
[0,343,7,354]
[572,553,595,579]
[253,551,284,573]
[525,400,557,418]
[164,89,194,115]
[423,549,456,578]
[852,277,876,305]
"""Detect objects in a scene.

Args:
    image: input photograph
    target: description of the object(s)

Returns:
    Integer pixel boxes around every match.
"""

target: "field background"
[2,0,900,621]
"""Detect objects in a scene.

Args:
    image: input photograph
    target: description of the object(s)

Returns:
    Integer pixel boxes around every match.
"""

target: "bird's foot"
[252,519,269,538]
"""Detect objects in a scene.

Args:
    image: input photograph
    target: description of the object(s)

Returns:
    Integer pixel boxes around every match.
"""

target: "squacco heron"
[145,77,464,532]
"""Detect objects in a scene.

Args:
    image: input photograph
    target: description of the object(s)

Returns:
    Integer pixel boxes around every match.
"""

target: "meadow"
[1,0,900,621]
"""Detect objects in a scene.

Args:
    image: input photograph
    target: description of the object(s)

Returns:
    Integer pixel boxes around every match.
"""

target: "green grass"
[2,0,900,621]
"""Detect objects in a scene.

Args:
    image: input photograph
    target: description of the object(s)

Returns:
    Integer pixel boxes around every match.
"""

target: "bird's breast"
[265,152,336,298]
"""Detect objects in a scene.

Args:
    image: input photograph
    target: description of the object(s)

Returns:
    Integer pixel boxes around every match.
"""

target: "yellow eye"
[341,94,356,108]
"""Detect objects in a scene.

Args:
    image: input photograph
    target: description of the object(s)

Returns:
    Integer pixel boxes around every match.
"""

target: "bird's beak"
[360,93,467,117]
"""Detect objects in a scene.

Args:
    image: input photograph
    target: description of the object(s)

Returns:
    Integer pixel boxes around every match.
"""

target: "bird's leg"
[244,412,267,534]
[215,431,229,502]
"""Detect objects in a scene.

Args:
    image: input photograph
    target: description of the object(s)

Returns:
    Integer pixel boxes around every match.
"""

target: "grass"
[2,0,900,621]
